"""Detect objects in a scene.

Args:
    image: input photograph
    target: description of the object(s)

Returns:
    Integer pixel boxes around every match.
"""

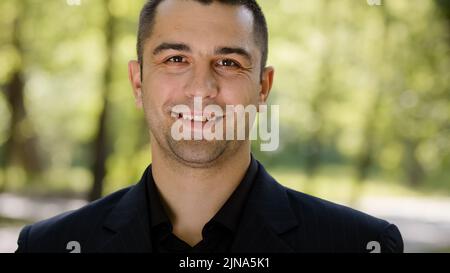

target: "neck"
[150,141,251,246]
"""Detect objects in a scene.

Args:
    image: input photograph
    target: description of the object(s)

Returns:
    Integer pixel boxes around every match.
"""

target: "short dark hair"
[137,0,268,78]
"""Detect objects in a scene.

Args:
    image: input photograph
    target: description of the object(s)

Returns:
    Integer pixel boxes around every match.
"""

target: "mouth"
[170,111,224,122]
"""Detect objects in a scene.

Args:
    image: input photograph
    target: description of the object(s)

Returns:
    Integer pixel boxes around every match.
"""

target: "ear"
[128,60,143,109]
[258,66,274,107]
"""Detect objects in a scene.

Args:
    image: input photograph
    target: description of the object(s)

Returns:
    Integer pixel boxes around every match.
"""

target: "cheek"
[143,67,260,107]
[143,73,185,109]
[218,78,260,106]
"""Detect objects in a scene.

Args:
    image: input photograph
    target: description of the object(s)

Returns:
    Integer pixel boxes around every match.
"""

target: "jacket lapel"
[97,166,153,252]
[231,161,299,252]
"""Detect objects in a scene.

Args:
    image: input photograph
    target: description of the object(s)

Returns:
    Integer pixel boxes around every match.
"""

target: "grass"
[0,216,32,228]
[268,164,449,205]
[1,164,449,202]
[433,247,450,253]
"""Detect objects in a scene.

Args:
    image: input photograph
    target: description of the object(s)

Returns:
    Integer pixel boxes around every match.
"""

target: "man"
[15,0,403,253]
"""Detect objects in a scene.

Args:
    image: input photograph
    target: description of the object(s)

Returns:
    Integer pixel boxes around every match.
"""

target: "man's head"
[128,0,274,167]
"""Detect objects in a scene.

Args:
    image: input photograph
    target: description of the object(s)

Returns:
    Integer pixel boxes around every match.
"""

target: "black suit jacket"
[15,160,403,253]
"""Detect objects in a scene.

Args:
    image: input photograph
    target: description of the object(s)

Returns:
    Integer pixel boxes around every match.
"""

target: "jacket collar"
[230,161,299,252]
[98,166,152,252]
[98,160,299,252]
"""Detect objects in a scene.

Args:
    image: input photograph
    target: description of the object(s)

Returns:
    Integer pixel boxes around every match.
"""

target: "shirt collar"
[207,155,258,232]
[146,166,171,230]
[146,154,259,233]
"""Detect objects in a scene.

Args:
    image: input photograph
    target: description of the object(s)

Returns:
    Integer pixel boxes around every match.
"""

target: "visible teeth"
[172,111,222,122]
[193,115,206,122]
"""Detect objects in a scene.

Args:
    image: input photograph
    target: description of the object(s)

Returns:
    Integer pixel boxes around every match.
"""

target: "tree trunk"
[88,0,115,201]
[1,2,42,192]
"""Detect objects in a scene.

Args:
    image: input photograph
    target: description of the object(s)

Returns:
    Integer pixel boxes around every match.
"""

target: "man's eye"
[166,56,186,63]
[217,59,240,67]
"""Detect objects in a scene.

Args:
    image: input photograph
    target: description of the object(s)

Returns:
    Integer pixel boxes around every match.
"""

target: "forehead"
[148,0,257,52]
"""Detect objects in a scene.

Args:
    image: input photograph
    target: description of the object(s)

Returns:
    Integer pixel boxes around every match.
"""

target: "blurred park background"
[0,0,449,252]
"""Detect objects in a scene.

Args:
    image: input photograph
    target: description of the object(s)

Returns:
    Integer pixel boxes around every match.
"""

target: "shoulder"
[16,186,131,253]
[256,161,403,252]
[283,186,403,252]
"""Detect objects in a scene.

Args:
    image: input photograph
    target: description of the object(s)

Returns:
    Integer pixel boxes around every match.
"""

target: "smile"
[170,111,223,122]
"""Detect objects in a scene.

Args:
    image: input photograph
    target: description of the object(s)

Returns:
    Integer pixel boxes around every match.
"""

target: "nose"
[184,62,219,99]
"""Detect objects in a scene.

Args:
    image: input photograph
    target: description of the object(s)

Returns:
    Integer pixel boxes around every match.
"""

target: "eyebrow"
[152,42,191,55]
[215,47,252,63]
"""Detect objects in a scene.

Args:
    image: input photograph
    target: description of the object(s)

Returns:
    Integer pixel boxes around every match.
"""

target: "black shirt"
[145,156,258,253]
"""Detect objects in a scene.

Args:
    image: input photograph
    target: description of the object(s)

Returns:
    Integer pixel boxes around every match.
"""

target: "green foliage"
[0,0,448,197]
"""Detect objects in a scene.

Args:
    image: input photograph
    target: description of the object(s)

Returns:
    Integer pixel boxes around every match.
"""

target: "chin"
[168,140,229,168]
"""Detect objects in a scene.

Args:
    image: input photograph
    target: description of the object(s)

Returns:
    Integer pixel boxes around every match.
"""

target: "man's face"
[129,0,273,167]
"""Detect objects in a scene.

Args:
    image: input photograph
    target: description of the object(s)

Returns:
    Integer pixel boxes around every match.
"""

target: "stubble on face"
[144,98,249,168]
[140,0,260,168]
